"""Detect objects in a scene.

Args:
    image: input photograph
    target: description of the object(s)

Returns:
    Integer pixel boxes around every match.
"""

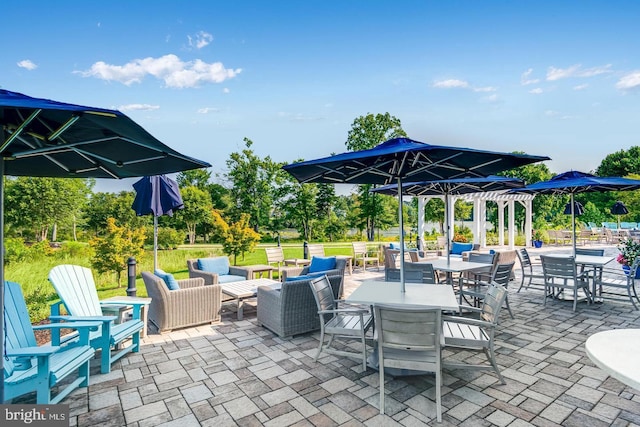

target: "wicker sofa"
[280,257,347,283]
[187,257,253,285]
[257,268,345,338]
[141,272,222,333]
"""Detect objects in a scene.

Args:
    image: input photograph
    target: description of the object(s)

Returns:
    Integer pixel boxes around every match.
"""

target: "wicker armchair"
[187,258,253,285]
[257,274,344,338]
[142,272,222,333]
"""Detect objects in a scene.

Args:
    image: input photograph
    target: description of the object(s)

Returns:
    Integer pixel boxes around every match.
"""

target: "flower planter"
[533,240,543,248]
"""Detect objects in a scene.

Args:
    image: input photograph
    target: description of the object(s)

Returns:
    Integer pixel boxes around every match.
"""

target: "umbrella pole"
[154,216,158,271]
[0,158,5,402]
[397,177,406,292]
[571,194,577,255]
[445,193,451,266]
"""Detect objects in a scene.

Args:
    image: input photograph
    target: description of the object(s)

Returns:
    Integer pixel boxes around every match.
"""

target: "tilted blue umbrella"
[510,171,640,252]
[284,137,549,290]
[372,176,524,264]
[132,175,184,271]
[0,89,210,401]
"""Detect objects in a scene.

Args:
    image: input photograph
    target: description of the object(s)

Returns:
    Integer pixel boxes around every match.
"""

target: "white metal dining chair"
[516,248,544,292]
[443,282,508,384]
[597,259,640,309]
[540,255,591,312]
[309,275,373,369]
[374,304,443,421]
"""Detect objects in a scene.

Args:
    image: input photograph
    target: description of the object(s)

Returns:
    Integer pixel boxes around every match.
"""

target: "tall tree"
[226,138,286,231]
[85,191,147,236]
[176,169,212,189]
[174,186,213,244]
[345,113,407,240]
[596,146,640,177]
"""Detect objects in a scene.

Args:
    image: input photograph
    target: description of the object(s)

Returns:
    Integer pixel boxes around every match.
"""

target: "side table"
[101,296,152,338]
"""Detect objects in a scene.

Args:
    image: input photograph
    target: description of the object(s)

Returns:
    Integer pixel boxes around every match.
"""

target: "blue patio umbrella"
[371,176,524,265]
[510,171,640,253]
[132,175,184,271]
[283,137,549,290]
[0,89,210,401]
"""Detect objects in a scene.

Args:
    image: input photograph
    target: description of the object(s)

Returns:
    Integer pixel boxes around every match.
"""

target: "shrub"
[4,237,30,264]
[56,241,89,259]
[157,227,183,249]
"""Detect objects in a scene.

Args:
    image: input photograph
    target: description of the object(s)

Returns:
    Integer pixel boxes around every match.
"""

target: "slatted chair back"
[468,252,497,265]
[575,248,605,256]
[384,268,424,283]
[517,248,533,269]
[307,244,326,258]
[408,262,438,284]
[492,262,515,286]
[4,282,37,378]
[540,255,577,281]
[265,247,285,265]
[374,304,442,420]
[49,264,102,316]
[352,241,369,257]
[309,274,337,321]
[479,282,508,324]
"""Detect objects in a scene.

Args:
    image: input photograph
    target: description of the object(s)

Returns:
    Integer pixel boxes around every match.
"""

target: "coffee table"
[248,264,275,279]
[101,296,152,338]
[221,278,280,320]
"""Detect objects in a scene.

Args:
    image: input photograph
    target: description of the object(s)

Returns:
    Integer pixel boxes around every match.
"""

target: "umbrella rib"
[0,109,42,152]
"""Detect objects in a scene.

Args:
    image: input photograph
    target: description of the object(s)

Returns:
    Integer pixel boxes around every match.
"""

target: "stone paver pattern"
[19,246,640,426]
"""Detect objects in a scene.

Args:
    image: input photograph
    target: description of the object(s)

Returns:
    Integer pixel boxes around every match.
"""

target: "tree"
[345,113,407,241]
[89,217,145,287]
[596,146,640,177]
[174,186,213,244]
[211,210,261,265]
[283,182,319,241]
[176,169,212,189]
[85,191,147,235]
[226,138,287,231]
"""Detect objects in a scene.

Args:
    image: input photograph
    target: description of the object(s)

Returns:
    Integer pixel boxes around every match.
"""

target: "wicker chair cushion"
[197,257,229,275]
[218,274,247,284]
[308,256,336,273]
[285,272,325,282]
[154,269,180,290]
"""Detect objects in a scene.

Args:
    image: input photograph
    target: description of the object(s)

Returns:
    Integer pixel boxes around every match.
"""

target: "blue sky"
[3,1,640,193]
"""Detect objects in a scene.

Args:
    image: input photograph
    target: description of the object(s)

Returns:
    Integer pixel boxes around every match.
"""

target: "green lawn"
[7,242,370,323]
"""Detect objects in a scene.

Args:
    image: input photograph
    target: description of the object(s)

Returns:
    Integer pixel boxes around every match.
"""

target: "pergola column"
[508,199,516,249]
[417,196,426,249]
[525,199,533,247]
[473,198,481,245]
[498,200,505,246]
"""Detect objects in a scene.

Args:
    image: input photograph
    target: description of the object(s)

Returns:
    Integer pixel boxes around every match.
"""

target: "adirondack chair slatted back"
[265,247,285,265]
[4,281,37,377]
[307,244,325,258]
[49,265,102,316]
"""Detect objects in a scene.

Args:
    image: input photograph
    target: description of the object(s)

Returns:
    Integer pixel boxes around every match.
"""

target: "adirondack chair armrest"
[33,321,101,332]
[100,301,150,307]
[7,346,61,357]
[50,314,118,323]
[443,315,491,328]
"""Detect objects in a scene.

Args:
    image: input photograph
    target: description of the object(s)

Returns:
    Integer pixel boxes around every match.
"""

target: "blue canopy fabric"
[0,89,210,178]
[132,175,184,271]
[372,176,524,264]
[132,175,184,217]
[284,137,549,290]
[0,89,210,401]
[283,137,550,185]
[511,171,640,252]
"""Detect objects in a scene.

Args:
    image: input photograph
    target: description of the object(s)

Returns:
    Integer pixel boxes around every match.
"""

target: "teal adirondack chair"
[3,281,98,404]
[48,265,149,374]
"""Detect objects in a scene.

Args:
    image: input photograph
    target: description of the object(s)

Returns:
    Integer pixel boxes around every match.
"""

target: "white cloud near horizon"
[529,88,543,94]
[521,68,539,85]
[473,86,497,92]
[117,103,160,111]
[573,84,589,90]
[197,107,220,114]
[546,64,612,81]
[17,59,37,70]
[433,79,469,89]
[616,71,640,91]
[188,31,213,49]
[76,54,241,88]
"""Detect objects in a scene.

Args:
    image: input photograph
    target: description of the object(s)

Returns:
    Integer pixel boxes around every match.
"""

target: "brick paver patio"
[26,247,640,426]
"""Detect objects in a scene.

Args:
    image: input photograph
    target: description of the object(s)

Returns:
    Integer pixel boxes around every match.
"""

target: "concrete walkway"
[38,248,640,426]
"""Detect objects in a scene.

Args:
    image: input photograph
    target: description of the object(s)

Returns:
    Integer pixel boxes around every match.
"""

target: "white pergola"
[416,191,536,249]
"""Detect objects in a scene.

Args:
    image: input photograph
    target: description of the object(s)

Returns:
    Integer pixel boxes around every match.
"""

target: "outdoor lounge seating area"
[7,244,640,426]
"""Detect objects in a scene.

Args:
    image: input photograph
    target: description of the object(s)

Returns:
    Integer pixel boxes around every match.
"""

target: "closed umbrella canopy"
[284,137,549,289]
[0,89,210,401]
[510,171,640,252]
[132,175,184,271]
[372,176,524,264]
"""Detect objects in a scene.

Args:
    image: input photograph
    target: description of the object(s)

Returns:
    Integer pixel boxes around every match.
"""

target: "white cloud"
[117,104,160,111]
[222,87,230,93]
[529,88,543,94]
[616,71,640,91]
[544,109,576,120]
[197,107,220,114]
[188,31,213,49]
[473,86,497,93]
[521,68,539,85]
[573,84,589,91]
[76,54,241,88]
[547,64,612,81]
[480,94,499,103]
[433,79,469,89]
[17,59,37,70]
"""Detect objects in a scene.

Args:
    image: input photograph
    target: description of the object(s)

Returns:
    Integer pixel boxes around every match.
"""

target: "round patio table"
[585,329,640,391]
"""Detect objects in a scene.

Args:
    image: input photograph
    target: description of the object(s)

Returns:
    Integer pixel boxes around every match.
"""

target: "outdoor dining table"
[346,279,459,311]
[585,329,640,391]
[413,257,493,287]
[544,253,615,302]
